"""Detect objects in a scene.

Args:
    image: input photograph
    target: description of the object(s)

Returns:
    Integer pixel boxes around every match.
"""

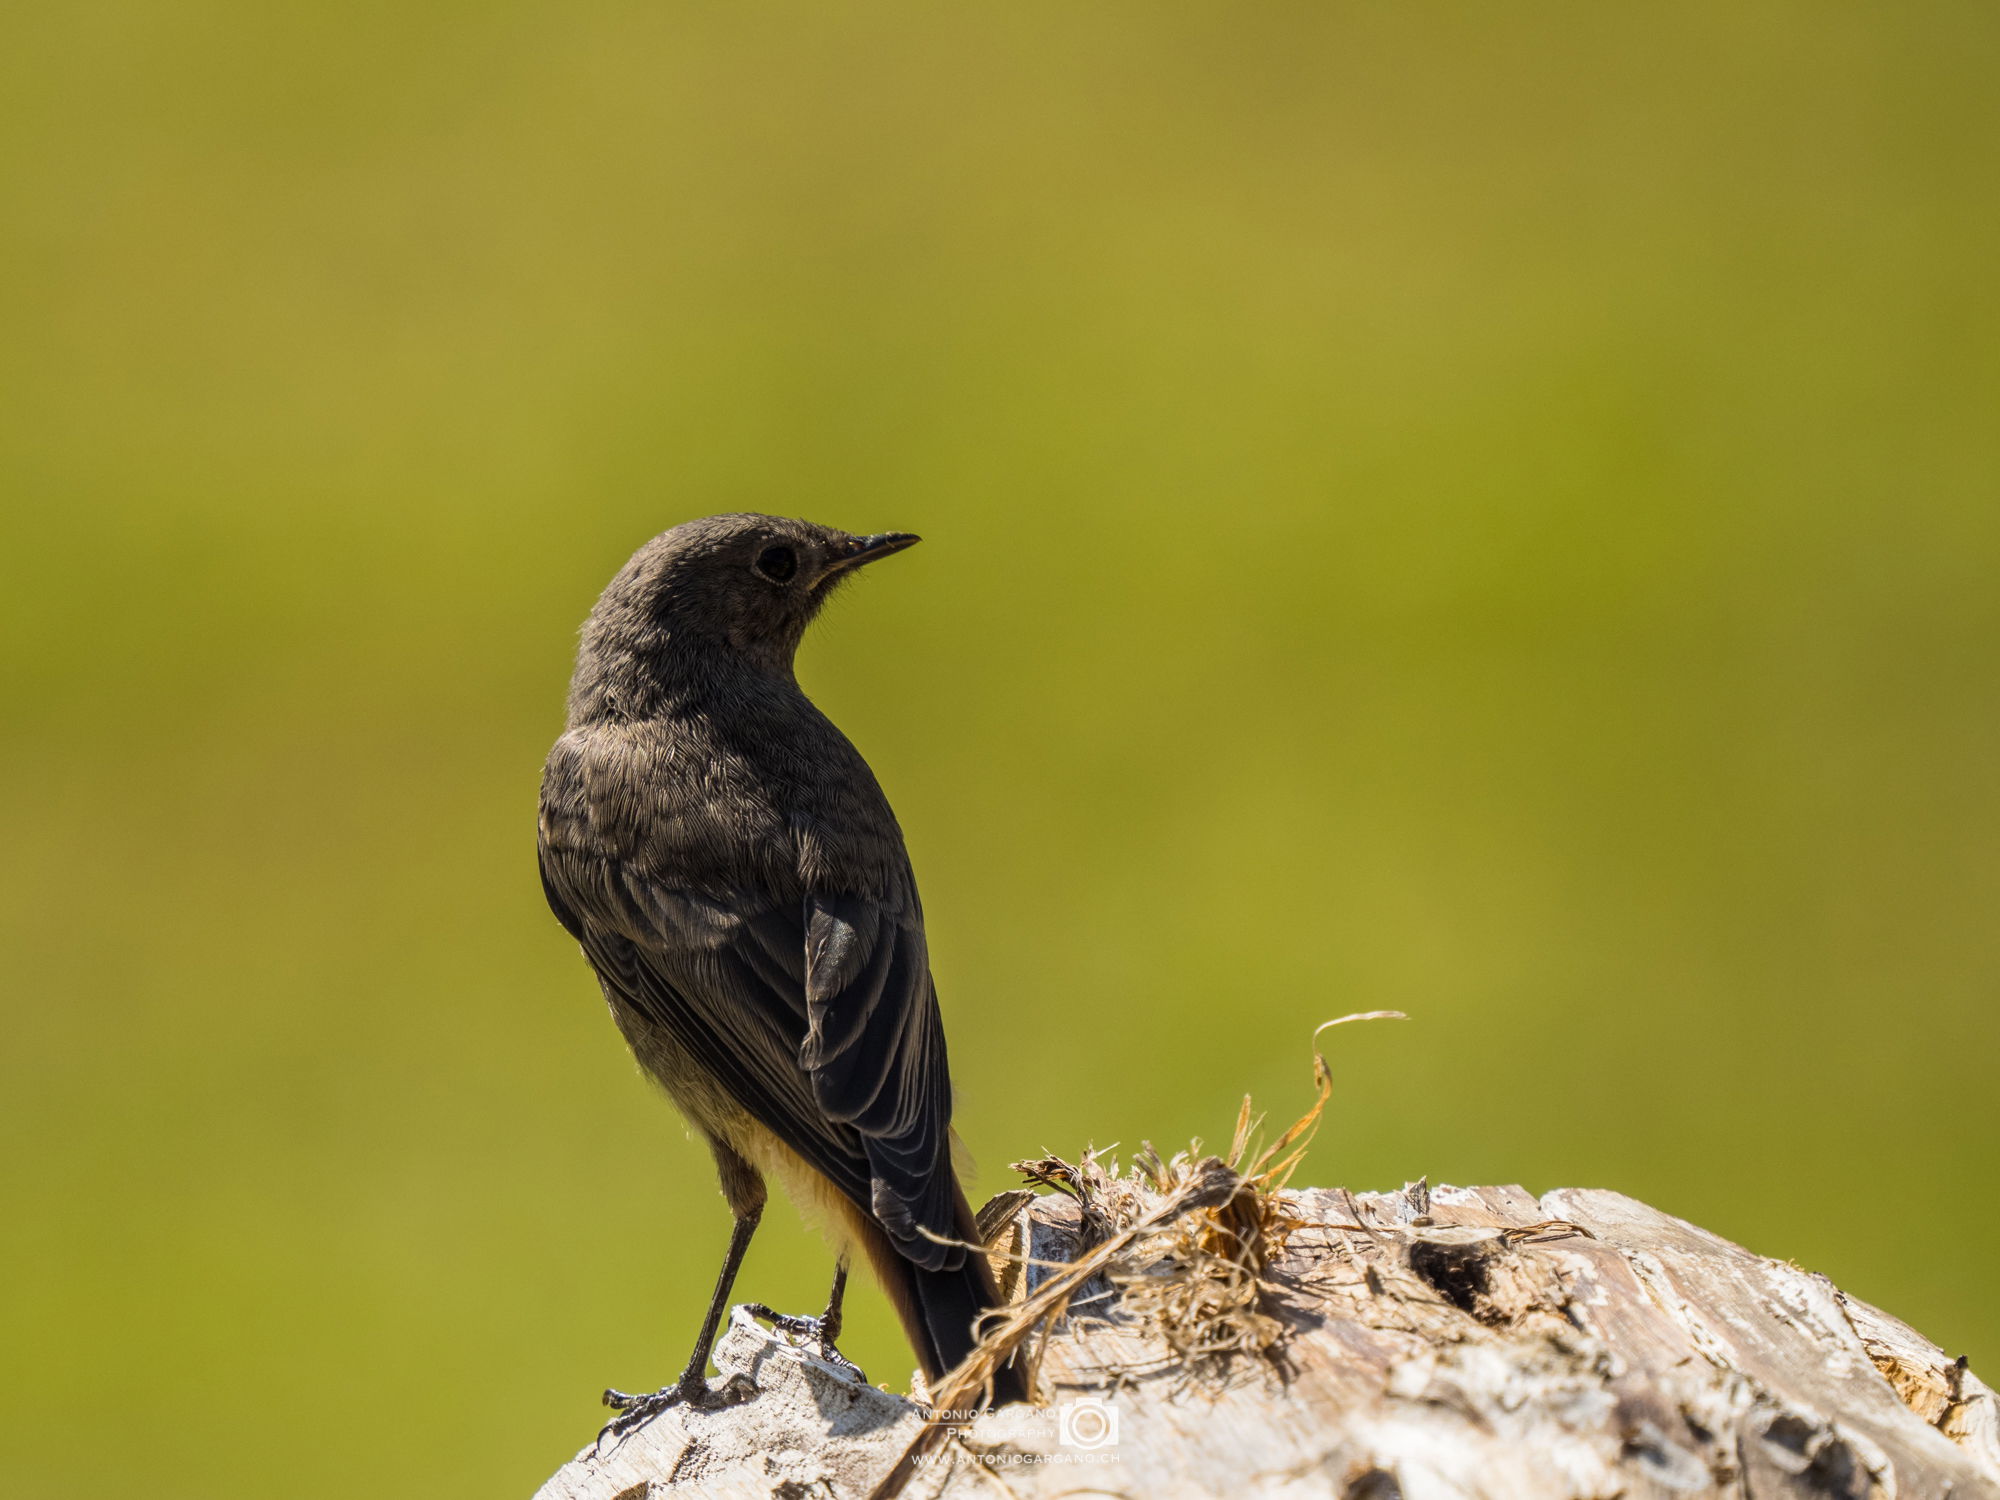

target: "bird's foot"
[742,1302,868,1384]
[594,1371,756,1448]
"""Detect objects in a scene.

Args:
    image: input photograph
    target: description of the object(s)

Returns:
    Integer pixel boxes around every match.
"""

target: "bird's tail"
[856,1185,1029,1407]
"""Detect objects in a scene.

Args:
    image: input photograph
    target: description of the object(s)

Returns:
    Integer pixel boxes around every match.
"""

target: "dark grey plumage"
[538,513,1022,1409]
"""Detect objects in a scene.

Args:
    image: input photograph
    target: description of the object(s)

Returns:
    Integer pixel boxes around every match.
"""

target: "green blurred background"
[4,3,1997,1495]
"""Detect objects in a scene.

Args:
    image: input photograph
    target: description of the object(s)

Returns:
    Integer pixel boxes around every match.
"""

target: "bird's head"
[570,513,920,717]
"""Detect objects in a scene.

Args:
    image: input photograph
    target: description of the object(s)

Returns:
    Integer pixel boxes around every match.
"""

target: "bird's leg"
[598,1205,763,1443]
[743,1257,866,1383]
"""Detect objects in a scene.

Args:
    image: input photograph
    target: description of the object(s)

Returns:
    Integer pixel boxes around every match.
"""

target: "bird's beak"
[818,531,921,582]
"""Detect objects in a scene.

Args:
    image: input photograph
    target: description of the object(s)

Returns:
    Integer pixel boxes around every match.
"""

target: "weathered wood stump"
[536,1176,1999,1499]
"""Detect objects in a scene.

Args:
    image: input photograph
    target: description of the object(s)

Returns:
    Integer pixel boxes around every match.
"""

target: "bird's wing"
[802,889,958,1268]
[540,847,962,1271]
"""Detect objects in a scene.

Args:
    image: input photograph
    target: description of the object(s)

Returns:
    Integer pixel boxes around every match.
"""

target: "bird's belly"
[608,997,866,1254]
[607,997,745,1141]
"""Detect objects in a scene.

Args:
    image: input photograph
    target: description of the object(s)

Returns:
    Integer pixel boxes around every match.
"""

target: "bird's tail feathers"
[852,1184,1029,1407]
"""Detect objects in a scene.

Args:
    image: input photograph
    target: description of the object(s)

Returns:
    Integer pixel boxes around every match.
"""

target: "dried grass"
[867,1014,1403,1499]
[931,1011,1405,1412]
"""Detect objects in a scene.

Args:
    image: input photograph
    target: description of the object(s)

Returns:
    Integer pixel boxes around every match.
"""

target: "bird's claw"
[742,1302,868,1383]
[594,1372,756,1448]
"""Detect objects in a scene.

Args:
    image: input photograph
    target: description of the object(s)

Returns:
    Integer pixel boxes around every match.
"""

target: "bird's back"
[536,679,960,1261]
[542,678,908,903]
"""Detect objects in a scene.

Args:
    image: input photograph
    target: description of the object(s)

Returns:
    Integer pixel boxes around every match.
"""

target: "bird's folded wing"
[540,849,962,1269]
[803,892,958,1268]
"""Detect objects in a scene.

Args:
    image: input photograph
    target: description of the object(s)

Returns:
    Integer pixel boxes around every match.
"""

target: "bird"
[536,512,1026,1429]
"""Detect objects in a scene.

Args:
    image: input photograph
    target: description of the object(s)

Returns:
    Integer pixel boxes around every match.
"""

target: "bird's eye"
[754,544,798,583]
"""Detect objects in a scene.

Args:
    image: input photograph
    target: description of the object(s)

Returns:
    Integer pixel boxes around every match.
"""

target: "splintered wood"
[535,1177,2000,1499]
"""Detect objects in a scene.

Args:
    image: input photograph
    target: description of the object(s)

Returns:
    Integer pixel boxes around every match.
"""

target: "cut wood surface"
[535,1179,2000,1499]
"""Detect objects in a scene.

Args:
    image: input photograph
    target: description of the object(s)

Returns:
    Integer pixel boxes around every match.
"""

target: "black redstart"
[538,513,1025,1425]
